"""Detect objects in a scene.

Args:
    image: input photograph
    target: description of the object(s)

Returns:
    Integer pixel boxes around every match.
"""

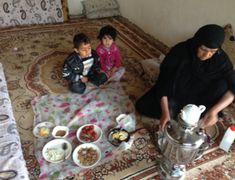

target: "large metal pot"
[157,115,209,179]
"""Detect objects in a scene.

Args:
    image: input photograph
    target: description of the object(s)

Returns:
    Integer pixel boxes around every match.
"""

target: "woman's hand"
[200,90,234,128]
[200,110,218,128]
[160,113,170,131]
[159,96,171,131]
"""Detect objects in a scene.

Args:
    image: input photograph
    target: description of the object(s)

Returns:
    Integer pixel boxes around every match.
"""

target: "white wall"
[67,0,235,47]
[117,0,235,46]
[68,0,83,15]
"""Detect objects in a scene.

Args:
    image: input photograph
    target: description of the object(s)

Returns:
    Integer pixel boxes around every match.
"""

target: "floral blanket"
[31,81,135,179]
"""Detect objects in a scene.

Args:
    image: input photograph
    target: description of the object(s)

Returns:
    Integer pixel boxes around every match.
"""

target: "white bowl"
[52,126,69,138]
[76,124,102,143]
[33,121,54,138]
[72,143,101,168]
[42,139,72,163]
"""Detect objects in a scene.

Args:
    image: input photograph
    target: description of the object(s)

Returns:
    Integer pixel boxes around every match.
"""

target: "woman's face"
[101,35,114,48]
[197,45,218,60]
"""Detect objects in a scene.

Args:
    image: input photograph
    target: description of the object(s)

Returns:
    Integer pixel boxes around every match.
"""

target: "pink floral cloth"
[96,42,121,73]
[31,81,135,179]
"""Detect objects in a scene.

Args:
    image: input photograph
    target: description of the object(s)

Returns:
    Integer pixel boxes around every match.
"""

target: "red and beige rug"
[0,16,234,179]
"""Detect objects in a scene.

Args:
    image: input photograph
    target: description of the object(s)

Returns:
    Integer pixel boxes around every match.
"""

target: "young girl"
[96,25,125,81]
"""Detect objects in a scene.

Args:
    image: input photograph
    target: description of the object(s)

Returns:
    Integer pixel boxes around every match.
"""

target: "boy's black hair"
[73,33,91,48]
[97,25,117,40]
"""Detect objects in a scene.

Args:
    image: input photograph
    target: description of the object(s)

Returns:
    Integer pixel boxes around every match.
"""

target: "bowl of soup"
[52,126,69,138]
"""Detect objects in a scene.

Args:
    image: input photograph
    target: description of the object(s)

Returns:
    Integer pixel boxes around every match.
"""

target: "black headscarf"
[192,24,225,49]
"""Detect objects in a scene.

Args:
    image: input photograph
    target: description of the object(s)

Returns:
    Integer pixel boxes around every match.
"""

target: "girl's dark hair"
[73,33,91,48]
[97,25,117,40]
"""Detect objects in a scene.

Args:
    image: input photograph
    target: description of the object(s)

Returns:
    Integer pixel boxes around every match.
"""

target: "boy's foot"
[87,83,98,90]
[88,86,97,91]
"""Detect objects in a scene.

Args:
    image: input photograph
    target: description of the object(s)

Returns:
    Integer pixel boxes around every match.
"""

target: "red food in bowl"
[79,125,100,143]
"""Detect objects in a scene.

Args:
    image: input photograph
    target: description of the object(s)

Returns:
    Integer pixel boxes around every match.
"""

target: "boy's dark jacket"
[63,50,101,82]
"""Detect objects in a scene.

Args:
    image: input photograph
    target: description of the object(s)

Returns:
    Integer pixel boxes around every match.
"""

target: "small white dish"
[76,124,102,143]
[52,126,69,138]
[33,121,54,138]
[42,139,72,163]
[72,143,101,168]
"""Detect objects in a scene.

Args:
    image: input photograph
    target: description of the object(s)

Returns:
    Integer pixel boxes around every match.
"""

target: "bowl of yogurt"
[42,139,72,163]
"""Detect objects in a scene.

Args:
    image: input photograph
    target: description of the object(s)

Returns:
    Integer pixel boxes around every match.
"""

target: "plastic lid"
[230,125,235,131]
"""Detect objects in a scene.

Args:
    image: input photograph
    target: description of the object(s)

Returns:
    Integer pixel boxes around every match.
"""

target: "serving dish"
[33,121,54,138]
[42,139,72,163]
[52,125,69,138]
[72,143,101,168]
[107,128,130,146]
[76,124,102,143]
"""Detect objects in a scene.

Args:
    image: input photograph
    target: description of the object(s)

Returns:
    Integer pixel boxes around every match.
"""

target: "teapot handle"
[180,110,186,120]
[116,114,127,123]
[198,105,206,113]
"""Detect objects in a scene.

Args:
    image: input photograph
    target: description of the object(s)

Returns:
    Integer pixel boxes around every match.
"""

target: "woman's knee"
[135,95,161,118]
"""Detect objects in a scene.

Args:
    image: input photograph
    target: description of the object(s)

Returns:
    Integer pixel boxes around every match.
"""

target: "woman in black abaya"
[135,24,235,130]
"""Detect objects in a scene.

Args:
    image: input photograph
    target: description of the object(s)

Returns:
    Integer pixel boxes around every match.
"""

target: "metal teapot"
[157,104,209,179]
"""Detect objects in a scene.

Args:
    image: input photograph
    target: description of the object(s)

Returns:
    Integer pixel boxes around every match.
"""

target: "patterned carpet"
[0,17,235,179]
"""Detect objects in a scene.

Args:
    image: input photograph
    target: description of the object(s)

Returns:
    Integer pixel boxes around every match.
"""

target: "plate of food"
[33,121,54,138]
[72,143,101,168]
[42,139,72,163]
[76,124,102,143]
[108,128,130,146]
[52,125,69,138]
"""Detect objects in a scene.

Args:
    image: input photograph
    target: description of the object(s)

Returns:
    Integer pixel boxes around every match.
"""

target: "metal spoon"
[62,142,68,161]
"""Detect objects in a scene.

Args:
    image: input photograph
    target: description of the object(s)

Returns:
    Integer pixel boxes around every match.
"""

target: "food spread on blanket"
[79,125,99,142]
[32,82,135,178]
[77,147,99,166]
[44,147,64,162]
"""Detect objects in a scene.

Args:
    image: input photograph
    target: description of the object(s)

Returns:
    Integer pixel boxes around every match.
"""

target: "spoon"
[62,142,68,161]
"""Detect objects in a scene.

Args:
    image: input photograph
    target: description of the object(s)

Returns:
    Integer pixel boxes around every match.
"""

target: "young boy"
[62,33,107,94]
[96,25,124,80]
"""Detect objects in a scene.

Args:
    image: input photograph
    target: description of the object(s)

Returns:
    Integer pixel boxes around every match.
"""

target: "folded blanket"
[0,63,29,180]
